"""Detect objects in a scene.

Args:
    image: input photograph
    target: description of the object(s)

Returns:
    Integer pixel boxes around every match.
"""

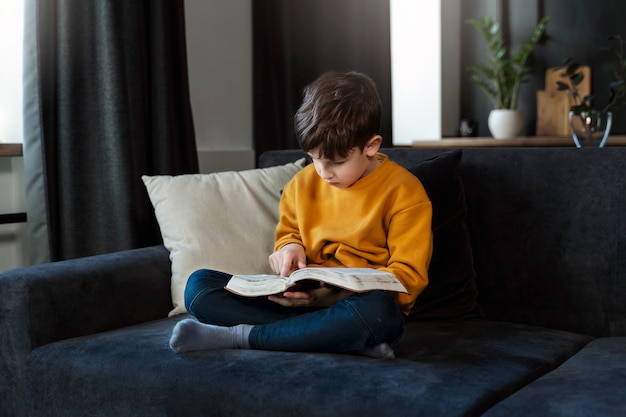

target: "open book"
[225,267,407,297]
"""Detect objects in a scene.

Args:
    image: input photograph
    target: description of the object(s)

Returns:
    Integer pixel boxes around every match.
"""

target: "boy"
[169,71,433,359]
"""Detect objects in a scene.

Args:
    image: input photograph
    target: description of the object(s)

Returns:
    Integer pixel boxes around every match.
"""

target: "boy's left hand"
[268,283,353,308]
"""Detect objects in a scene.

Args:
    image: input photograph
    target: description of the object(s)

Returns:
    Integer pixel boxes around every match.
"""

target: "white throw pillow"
[143,159,305,316]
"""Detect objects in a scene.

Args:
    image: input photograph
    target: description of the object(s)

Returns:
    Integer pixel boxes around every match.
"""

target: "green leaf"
[556,81,570,91]
[466,15,549,109]
[565,62,580,75]
[570,72,585,86]
[582,95,595,105]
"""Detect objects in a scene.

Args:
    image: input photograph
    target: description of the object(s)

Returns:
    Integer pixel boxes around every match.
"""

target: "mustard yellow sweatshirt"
[274,153,433,315]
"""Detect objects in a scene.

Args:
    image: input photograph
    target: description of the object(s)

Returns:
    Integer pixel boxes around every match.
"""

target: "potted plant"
[556,35,626,147]
[467,16,549,139]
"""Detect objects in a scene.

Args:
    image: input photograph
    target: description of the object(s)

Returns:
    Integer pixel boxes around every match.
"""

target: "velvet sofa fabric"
[1,147,625,416]
[406,150,481,320]
[0,245,172,417]
[483,337,626,416]
[25,317,591,417]
[460,149,626,337]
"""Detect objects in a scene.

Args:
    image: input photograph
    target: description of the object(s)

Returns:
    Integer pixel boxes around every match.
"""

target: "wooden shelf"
[0,143,23,157]
[411,136,626,148]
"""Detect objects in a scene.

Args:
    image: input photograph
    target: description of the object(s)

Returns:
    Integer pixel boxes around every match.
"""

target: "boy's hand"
[269,243,307,277]
[268,283,354,308]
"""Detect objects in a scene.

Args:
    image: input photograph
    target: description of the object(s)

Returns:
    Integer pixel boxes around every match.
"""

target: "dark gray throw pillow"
[407,149,483,320]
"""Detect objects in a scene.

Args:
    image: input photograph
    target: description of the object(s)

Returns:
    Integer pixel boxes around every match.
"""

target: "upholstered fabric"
[143,160,305,316]
[25,317,591,417]
[406,150,481,320]
[458,148,626,337]
[483,337,626,417]
[0,245,172,417]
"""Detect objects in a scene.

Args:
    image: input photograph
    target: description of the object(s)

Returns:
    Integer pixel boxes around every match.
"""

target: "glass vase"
[568,110,612,148]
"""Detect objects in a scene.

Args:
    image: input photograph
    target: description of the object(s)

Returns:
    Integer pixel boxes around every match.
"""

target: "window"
[389,0,461,144]
[0,0,24,144]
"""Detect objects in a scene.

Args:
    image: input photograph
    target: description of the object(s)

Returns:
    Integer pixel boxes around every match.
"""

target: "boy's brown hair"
[294,71,382,159]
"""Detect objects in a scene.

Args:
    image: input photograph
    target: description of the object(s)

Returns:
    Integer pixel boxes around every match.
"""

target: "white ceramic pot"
[488,109,525,139]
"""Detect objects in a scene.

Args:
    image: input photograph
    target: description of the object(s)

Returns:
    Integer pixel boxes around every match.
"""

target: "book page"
[226,268,408,297]
[290,268,408,293]
[225,274,288,297]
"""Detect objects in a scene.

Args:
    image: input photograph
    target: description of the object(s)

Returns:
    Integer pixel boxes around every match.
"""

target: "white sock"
[169,318,253,353]
[359,342,395,359]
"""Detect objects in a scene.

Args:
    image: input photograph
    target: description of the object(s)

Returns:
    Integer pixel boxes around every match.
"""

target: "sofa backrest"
[259,147,626,338]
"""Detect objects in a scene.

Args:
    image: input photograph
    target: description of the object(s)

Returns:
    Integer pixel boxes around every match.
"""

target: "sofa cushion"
[24,317,592,417]
[143,160,305,316]
[456,148,626,337]
[482,337,626,417]
[405,149,481,320]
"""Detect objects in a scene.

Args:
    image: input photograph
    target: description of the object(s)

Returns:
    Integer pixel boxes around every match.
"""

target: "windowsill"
[0,143,23,157]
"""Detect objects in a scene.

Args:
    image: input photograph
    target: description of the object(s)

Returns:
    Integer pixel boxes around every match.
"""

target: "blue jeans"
[184,269,405,353]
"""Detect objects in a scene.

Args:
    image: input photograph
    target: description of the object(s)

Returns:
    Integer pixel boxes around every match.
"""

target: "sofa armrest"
[0,245,172,349]
[0,245,172,417]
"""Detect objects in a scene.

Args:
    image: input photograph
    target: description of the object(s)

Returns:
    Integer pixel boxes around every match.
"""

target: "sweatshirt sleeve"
[273,178,303,251]
[382,192,433,315]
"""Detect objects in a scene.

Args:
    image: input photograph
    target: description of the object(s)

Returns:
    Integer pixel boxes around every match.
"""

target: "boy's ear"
[364,135,383,156]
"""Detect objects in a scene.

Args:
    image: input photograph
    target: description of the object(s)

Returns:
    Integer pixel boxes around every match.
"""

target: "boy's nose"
[320,167,333,180]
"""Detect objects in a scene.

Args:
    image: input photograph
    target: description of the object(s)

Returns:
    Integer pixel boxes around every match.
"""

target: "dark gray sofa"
[1,147,625,417]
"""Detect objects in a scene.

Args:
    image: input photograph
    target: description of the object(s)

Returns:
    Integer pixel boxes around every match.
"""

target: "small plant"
[557,35,626,115]
[467,15,549,109]
[556,60,591,114]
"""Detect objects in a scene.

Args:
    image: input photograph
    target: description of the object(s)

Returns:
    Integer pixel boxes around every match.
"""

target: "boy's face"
[307,135,382,189]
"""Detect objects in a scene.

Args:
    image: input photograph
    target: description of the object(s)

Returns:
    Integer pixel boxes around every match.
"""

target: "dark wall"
[538,0,626,125]
[254,0,626,150]
[461,0,626,136]
[253,0,391,157]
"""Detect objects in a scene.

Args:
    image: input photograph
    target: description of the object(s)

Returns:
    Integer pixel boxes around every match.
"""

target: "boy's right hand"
[269,243,307,277]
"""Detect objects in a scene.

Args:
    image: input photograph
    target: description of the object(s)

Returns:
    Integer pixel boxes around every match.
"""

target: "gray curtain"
[23,0,198,263]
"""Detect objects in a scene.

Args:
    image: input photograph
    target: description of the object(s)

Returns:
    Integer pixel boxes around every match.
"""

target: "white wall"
[390,0,461,145]
[390,0,441,145]
[185,0,255,173]
[0,0,24,145]
[0,0,27,271]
